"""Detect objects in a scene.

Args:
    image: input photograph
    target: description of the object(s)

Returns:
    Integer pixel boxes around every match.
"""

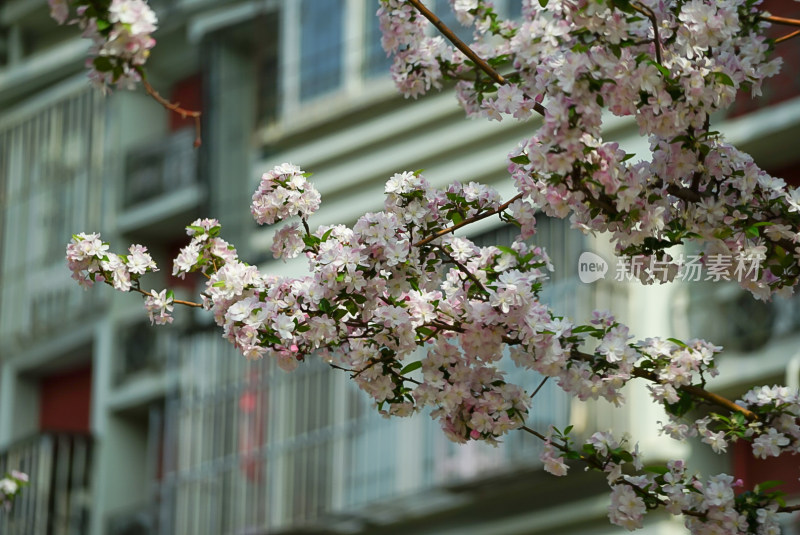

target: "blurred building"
[0,1,799,534]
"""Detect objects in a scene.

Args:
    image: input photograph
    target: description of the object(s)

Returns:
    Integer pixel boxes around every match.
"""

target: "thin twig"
[630,368,758,422]
[437,245,489,294]
[406,0,546,117]
[141,78,203,148]
[630,2,662,65]
[776,29,800,44]
[413,193,523,247]
[530,376,549,399]
[761,15,800,28]
[130,286,204,308]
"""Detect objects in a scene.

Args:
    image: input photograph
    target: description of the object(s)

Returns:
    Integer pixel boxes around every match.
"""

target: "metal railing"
[0,432,93,535]
[0,84,108,342]
[152,328,576,535]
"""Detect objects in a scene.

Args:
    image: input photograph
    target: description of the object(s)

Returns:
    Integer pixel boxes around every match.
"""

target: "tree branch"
[761,15,800,28]
[631,368,758,421]
[141,78,203,148]
[413,193,523,247]
[776,29,800,44]
[130,285,204,308]
[630,2,663,65]
[406,0,546,117]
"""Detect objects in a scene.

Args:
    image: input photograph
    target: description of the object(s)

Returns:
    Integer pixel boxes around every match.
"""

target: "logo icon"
[578,251,608,283]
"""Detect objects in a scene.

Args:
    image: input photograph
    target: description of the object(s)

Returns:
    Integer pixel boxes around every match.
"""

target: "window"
[434,0,474,42]
[364,2,392,78]
[299,0,345,101]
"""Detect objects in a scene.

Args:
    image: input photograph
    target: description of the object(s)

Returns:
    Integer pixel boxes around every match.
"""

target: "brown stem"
[436,245,488,294]
[776,29,800,44]
[761,15,800,28]
[413,193,523,247]
[530,376,549,399]
[630,2,662,65]
[631,367,758,421]
[131,286,203,308]
[406,0,546,117]
[141,78,203,148]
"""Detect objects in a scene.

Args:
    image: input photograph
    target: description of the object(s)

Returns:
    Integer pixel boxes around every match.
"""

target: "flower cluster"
[66,233,157,291]
[379,0,800,300]
[59,0,800,532]
[377,0,452,98]
[48,0,157,91]
[251,163,321,226]
[0,471,28,512]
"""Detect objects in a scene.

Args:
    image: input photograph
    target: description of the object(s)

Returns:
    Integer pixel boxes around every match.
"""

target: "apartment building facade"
[1,1,799,534]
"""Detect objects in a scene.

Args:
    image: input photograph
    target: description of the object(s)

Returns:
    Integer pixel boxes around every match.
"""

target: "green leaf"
[95,19,111,31]
[166,289,175,300]
[644,465,669,475]
[755,480,784,493]
[538,0,548,7]
[400,361,423,374]
[510,154,530,165]
[319,298,331,313]
[712,71,735,87]
[646,59,672,80]
[667,337,687,348]
[303,234,320,248]
[448,211,464,225]
[93,56,113,72]
[212,281,226,287]
[321,228,334,242]
[416,326,434,337]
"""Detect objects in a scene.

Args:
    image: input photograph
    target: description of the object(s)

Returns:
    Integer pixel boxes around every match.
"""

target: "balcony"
[117,128,202,234]
[114,323,181,388]
[151,332,581,535]
[0,432,93,535]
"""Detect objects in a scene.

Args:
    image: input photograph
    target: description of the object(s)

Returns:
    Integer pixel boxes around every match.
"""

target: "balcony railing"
[150,331,579,535]
[122,128,198,210]
[0,432,93,535]
[0,83,107,342]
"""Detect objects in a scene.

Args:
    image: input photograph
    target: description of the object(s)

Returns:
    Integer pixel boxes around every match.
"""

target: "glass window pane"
[434,0,473,42]
[364,4,392,77]
[506,0,523,19]
[300,0,345,101]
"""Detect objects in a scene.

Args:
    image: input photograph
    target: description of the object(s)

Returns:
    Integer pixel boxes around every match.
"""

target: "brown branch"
[436,245,488,294]
[761,15,800,28]
[631,367,758,421]
[141,78,203,148]
[413,193,523,247]
[776,29,800,44]
[530,376,549,399]
[630,2,663,65]
[130,286,204,308]
[569,348,758,422]
[406,0,546,117]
